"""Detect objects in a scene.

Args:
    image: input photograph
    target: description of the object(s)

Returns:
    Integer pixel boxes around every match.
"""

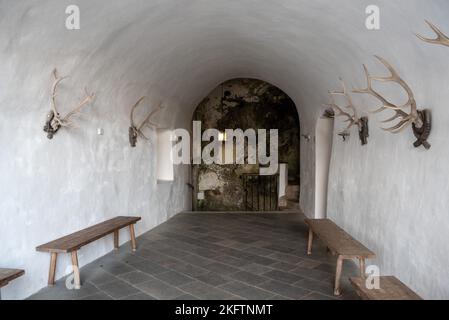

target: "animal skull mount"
[129,97,163,147]
[416,20,449,47]
[43,69,95,139]
[325,78,369,145]
[353,56,431,150]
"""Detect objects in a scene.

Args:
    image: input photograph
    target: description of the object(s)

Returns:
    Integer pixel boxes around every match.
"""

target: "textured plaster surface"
[0,0,449,299]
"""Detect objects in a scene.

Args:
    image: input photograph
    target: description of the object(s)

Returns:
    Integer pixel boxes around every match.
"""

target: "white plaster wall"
[1,0,449,299]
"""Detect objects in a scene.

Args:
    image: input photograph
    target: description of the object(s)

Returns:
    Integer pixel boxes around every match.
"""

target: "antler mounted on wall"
[325,78,369,145]
[129,97,163,147]
[416,20,449,47]
[353,56,431,150]
[43,69,95,139]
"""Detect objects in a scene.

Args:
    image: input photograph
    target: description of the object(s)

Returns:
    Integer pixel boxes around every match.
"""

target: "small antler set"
[129,97,163,147]
[326,78,369,145]
[353,56,431,150]
[43,69,95,139]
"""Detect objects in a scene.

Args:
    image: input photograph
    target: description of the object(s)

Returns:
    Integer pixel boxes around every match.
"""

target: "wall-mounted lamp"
[218,131,227,142]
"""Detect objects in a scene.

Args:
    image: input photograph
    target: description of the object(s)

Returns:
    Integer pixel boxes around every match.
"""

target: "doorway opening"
[190,78,300,212]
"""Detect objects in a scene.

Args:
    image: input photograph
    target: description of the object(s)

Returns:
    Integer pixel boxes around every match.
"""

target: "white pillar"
[315,117,334,218]
[156,129,174,181]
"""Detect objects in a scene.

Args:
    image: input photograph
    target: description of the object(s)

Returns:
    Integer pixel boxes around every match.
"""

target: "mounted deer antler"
[325,78,369,145]
[353,56,431,149]
[129,97,163,147]
[416,20,449,47]
[43,68,95,139]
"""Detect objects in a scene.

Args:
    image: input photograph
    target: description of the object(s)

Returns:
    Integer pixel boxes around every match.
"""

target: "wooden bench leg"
[334,255,344,296]
[359,257,366,279]
[129,224,137,252]
[114,230,119,250]
[71,251,81,290]
[48,252,58,286]
[307,228,313,255]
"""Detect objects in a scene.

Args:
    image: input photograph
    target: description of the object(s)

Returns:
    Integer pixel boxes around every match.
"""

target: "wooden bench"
[350,276,422,300]
[36,216,141,289]
[0,268,25,299]
[305,218,375,296]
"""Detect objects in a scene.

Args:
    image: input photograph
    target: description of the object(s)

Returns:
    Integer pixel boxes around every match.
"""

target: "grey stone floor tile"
[270,261,298,272]
[297,259,322,269]
[179,281,237,300]
[268,294,292,300]
[211,254,253,267]
[294,278,334,296]
[167,262,209,278]
[193,272,232,287]
[130,260,170,275]
[136,279,185,300]
[118,271,154,284]
[78,292,114,300]
[240,263,273,275]
[154,270,195,287]
[229,271,268,285]
[83,268,118,286]
[174,294,199,300]
[243,246,276,257]
[108,251,147,265]
[98,279,141,299]
[219,281,274,300]
[301,292,338,300]
[257,280,311,300]
[263,244,295,254]
[289,266,334,282]
[247,255,278,266]
[262,270,304,284]
[100,260,135,276]
[28,281,100,300]
[268,252,304,264]
[203,262,239,275]
[180,254,214,267]
[120,292,157,300]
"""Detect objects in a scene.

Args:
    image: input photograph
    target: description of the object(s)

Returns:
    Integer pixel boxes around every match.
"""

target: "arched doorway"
[190,78,300,211]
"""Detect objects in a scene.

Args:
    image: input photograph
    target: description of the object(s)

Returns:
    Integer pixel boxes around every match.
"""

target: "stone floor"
[28,212,360,300]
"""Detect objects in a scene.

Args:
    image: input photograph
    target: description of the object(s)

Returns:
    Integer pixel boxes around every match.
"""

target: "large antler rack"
[43,68,95,139]
[353,56,431,149]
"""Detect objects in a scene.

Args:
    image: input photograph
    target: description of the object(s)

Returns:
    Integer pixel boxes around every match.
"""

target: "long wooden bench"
[0,268,25,299]
[305,218,375,296]
[36,216,141,289]
[350,276,422,300]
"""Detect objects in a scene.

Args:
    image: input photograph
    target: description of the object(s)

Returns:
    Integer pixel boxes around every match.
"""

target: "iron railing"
[241,173,278,211]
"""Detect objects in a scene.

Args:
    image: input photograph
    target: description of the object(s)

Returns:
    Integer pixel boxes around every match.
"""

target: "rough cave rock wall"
[192,79,300,211]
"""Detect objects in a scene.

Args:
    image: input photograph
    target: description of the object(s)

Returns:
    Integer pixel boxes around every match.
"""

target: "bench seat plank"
[0,268,25,288]
[305,218,375,258]
[350,276,422,300]
[36,216,141,253]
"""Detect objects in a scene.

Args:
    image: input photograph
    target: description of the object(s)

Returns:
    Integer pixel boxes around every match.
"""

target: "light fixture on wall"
[218,131,227,142]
